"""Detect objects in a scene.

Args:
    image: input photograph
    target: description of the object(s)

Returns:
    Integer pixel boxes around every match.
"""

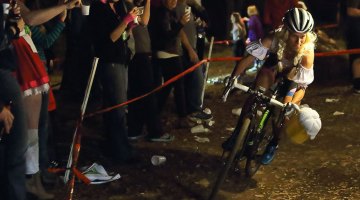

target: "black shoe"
[188,109,213,123]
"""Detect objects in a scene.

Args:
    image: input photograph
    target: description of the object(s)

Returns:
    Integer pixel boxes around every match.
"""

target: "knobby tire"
[208,118,251,200]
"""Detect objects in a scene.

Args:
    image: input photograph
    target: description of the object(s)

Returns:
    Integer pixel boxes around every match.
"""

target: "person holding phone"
[127,0,175,142]
[175,0,213,123]
[149,0,192,128]
[89,0,140,163]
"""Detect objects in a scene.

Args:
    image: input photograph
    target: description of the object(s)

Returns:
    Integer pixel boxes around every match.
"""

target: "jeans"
[99,62,132,160]
[128,53,163,138]
[153,56,187,117]
[182,48,205,113]
[0,69,27,200]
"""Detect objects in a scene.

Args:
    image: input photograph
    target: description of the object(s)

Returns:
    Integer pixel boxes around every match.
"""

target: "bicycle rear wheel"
[245,119,273,177]
[208,118,251,200]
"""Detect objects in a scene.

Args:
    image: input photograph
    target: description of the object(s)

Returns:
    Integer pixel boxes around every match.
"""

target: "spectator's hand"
[188,48,199,63]
[9,2,21,16]
[16,18,25,31]
[65,0,81,9]
[59,9,67,22]
[245,38,250,45]
[0,107,14,134]
[123,7,138,24]
[180,12,190,25]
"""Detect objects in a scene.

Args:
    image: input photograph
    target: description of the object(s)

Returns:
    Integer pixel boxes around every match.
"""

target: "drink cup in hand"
[2,3,10,15]
[81,4,90,16]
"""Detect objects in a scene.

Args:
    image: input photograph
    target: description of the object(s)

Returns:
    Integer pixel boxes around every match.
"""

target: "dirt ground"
[43,40,360,200]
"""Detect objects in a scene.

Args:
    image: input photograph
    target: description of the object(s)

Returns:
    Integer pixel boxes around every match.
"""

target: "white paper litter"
[325,98,339,103]
[226,127,235,132]
[194,136,210,143]
[232,108,242,116]
[333,111,345,116]
[82,163,121,184]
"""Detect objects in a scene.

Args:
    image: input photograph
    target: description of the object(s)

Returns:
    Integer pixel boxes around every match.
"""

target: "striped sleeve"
[30,21,65,49]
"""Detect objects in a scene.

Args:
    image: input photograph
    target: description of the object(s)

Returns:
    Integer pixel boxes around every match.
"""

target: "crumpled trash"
[325,98,339,103]
[333,111,345,116]
[226,127,235,132]
[194,136,210,143]
[81,163,121,184]
[232,108,242,116]
[206,120,215,126]
[191,125,210,134]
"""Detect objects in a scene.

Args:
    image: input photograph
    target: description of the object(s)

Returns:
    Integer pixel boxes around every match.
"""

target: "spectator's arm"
[19,0,80,26]
[30,22,65,49]
[140,0,150,25]
[180,29,198,62]
[347,7,360,17]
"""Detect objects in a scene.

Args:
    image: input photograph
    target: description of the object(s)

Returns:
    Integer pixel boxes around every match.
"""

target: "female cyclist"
[223,8,317,165]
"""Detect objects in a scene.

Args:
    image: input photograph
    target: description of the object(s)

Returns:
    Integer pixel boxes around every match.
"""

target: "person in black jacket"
[148,0,191,128]
[0,3,28,200]
[89,0,139,163]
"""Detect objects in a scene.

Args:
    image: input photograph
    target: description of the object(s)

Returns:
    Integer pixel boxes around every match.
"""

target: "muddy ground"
[43,39,360,200]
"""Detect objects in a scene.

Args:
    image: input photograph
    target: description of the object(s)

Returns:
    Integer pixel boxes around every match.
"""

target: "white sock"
[25,129,39,175]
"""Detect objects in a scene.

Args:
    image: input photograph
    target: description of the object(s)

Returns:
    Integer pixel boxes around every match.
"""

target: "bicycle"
[208,78,298,200]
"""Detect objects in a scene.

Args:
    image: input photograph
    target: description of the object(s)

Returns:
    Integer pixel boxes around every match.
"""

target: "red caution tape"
[213,40,232,45]
[84,59,209,118]
[316,23,338,29]
[315,48,360,57]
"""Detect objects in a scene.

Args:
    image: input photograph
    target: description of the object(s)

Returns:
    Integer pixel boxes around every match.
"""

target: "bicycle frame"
[209,80,292,200]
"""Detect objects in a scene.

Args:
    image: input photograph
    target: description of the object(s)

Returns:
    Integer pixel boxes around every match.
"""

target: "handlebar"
[222,81,300,112]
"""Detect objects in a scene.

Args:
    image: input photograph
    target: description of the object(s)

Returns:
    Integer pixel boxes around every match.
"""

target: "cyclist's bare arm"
[231,35,274,77]
[301,50,315,69]
[285,49,314,104]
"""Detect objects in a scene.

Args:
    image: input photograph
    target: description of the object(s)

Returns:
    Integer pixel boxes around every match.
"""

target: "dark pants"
[0,69,27,200]
[128,53,163,138]
[233,39,245,65]
[99,62,132,161]
[38,93,49,171]
[153,56,187,118]
[182,48,205,113]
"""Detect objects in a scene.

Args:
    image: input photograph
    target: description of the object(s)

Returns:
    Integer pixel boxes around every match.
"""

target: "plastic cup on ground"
[81,4,90,16]
[151,155,166,166]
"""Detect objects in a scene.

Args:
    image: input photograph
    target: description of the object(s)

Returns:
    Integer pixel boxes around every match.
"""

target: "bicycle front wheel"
[245,120,273,177]
[208,118,251,200]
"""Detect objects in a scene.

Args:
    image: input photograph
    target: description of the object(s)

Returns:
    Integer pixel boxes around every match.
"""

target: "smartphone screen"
[185,6,191,14]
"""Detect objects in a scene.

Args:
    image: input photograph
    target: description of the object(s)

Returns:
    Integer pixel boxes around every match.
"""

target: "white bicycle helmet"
[283,8,314,33]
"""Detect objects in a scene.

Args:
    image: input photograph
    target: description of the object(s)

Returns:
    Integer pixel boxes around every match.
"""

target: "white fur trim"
[23,84,49,97]
[298,107,321,140]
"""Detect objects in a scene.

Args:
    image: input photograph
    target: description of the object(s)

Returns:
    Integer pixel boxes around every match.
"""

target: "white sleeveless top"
[246,36,314,88]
